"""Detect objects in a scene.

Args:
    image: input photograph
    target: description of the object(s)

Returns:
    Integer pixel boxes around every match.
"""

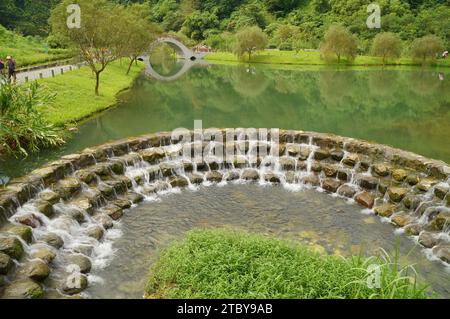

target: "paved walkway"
[15,63,82,84]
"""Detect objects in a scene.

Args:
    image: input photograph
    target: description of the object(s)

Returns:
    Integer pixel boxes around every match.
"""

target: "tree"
[371,32,402,65]
[121,4,161,75]
[320,24,358,63]
[181,10,220,41]
[233,26,267,60]
[410,35,444,64]
[50,0,127,95]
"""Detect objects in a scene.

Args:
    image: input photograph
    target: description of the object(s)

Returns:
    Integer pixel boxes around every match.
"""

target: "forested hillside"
[0,0,449,51]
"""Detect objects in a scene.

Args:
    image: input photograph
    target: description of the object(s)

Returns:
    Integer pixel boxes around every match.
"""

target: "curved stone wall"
[0,130,449,298]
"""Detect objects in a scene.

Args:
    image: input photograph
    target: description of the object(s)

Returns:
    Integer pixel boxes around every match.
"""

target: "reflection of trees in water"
[230,66,271,98]
[367,71,400,98]
[407,71,441,96]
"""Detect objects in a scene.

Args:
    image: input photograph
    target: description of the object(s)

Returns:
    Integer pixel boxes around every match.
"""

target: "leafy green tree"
[121,4,161,74]
[320,24,358,63]
[410,35,444,64]
[181,11,220,41]
[233,26,268,60]
[371,32,402,65]
[50,0,127,95]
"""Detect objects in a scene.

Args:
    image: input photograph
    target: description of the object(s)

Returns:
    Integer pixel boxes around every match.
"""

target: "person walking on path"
[6,56,16,83]
[0,58,5,77]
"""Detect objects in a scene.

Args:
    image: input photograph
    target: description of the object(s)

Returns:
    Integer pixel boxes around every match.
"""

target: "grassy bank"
[39,60,145,126]
[145,228,430,299]
[206,50,450,67]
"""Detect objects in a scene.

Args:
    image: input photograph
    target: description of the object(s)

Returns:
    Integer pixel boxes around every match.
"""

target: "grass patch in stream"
[145,228,430,299]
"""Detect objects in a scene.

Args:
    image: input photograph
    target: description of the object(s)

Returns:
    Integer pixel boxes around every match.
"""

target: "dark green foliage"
[0,81,65,156]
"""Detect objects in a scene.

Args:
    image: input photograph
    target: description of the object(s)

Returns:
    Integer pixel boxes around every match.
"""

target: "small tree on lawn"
[371,32,402,65]
[121,4,161,75]
[233,26,268,61]
[320,24,358,63]
[50,0,126,95]
[410,35,444,64]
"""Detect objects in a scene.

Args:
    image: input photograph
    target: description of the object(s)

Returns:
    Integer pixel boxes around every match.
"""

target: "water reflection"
[1,64,449,179]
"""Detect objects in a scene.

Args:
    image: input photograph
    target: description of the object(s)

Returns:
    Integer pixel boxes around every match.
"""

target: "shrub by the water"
[145,228,430,299]
[0,81,65,156]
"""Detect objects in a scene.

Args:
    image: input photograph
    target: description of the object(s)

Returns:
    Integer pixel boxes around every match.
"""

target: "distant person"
[443,51,449,59]
[438,73,445,81]
[6,56,16,83]
[0,58,5,76]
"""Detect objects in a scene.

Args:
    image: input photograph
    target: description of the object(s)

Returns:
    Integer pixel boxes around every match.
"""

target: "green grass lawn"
[0,25,73,68]
[206,50,450,67]
[39,60,145,126]
[145,228,430,299]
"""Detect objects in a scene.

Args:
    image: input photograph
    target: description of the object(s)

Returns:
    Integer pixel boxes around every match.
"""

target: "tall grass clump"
[145,228,431,299]
[0,80,65,156]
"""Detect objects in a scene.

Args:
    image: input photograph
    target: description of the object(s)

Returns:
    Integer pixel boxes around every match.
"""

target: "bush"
[145,228,430,299]
[371,32,402,64]
[410,35,444,64]
[0,81,65,156]
[320,24,358,63]
[278,42,292,51]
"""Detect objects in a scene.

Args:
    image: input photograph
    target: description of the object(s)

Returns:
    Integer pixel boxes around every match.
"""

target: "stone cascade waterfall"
[0,130,449,298]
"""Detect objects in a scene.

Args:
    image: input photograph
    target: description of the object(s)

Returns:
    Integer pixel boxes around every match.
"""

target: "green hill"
[0,24,72,68]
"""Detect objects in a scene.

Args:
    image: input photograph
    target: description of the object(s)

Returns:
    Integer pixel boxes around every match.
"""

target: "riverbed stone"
[113,198,132,210]
[67,208,85,224]
[3,279,44,299]
[402,194,421,210]
[15,213,40,229]
[427,211,450,231]
[3,224,33,243]
[374,203,396,217]
[418,231,439,248]
[264,173,281,184]
[434,184,449,200]
[331,150,344,161]
[337,184,357,198]
[169,176,189,188]
[206,171,223,183]
[404,224,422,236]
[74,170,97,184]
[21,260,50,281]
[41,232,64,249]
[298,147,312,161]
[392,169,408,182]
[432,244,450,263]
[55,178,82,200]
[372,164,389,177]
[391,213,412,227]
[109,160,125,175]
[286,144,301,157]
[66,254,92,274]
[100,205,123,221]
[242,169,259,181]
[322,179,341,193]
[31,247,56,264]
[279,157,296,171]
[337,170,349,181]
[39,191,60,205]
[301,174,319,186]
[311,162,322,173]
[322,165,337,178]
[416,179,437,192]
[71,198,94,215]
[125,192,144,204]
[406,174,420,186]
[98,183,115,199]
[85,226,104,241]
[342,153,359,167]
[358,176,378,190]
[186,173,204,184]
[388,187,408,202]
[223,171,239,181]
[93,214,114,230]
[0,237,23,259]
[314,148,330,160]
[34,200,54,217]
[62,273,88,295]
[355,192,375,209]
[140,148,165,164]
[0,252,12,274]
[378,181,389,195]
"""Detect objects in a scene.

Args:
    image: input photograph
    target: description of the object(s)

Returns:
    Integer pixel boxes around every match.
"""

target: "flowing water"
[85,184,450,299]
[1,62,449,299]
[1,63,449,181]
